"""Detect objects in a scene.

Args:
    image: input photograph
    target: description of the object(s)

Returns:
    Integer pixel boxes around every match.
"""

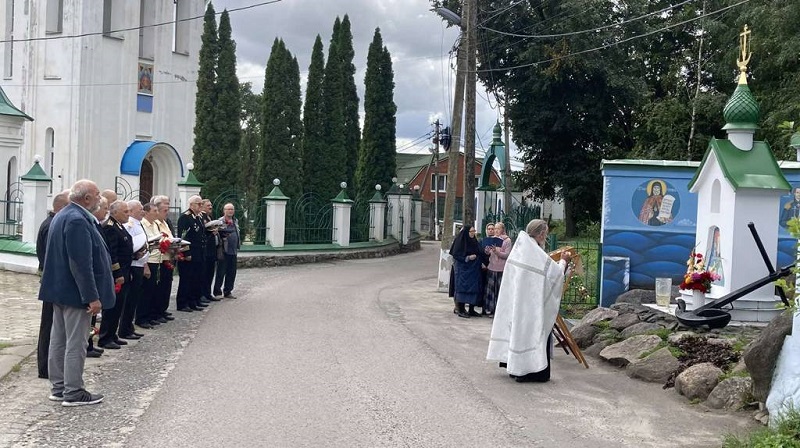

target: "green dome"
[722,83,760,130]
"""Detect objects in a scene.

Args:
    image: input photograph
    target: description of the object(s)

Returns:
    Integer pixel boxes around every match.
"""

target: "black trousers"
[37,301,54,378]
[176,259,202,308]
[120,266,144,336]
[202,253,216,299]
[99,282,129,346]
[137,263,160,324]
[155,262,174,316]
[213,254,237,295]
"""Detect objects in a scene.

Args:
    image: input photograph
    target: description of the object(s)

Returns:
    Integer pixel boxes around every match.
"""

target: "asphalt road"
[0,242,755,447]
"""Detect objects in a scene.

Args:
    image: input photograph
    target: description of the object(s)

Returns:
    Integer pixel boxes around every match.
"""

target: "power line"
[476,0,749,73]
[480,0,695,39]
[0,0,283,44]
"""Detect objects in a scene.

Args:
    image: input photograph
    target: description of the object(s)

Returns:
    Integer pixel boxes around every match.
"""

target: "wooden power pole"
[462,0,477,228]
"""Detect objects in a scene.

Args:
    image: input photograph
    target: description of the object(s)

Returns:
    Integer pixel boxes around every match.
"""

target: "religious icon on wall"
[631,179,678,226]
[138,63,153,95]
[779,186,800,228]
[705,225,725,286]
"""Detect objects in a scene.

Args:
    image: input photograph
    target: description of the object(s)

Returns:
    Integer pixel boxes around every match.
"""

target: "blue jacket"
[38,202,116,309]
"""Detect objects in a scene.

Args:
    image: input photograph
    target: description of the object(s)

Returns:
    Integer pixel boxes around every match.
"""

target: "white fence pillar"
[21,159,51,244]
[369,187,386,242]
[264,180,289,248]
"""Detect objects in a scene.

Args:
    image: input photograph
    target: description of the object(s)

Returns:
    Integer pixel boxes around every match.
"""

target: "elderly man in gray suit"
[39,179,115,407]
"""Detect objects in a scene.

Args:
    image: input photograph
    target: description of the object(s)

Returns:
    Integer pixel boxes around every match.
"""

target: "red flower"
[159,239,171,254]
[176,252,186,262]
[114,283,122,294]
[163,261,174,271]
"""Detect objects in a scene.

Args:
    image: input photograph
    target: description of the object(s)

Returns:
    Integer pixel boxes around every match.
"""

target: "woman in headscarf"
[450,225,483,318]
[486,219,571,383]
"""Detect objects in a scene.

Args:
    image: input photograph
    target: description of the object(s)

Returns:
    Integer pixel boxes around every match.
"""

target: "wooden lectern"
[549,247,589,369]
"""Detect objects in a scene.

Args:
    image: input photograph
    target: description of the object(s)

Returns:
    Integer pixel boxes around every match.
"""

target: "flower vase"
[692,290,705,309]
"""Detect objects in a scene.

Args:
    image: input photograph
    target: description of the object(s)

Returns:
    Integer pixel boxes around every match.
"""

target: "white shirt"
[126,217,148,268]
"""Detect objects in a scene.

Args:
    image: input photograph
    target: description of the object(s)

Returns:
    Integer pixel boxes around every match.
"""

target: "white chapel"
[0,0,203,209]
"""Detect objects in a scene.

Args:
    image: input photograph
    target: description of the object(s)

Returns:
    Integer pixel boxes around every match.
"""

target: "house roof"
[0,85,32,121]
[394,151,502,190]
[688,138,791,191]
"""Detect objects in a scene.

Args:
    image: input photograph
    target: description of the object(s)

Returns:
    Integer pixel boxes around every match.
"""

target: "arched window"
[711,179,721,214]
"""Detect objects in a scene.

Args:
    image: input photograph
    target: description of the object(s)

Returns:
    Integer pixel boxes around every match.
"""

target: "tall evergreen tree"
[259,39,303,201]
[319,18,346,200]
[338,15,361,195]
[191,3,218,203]
[206,9,242,207]
[302,35,326,195]
[239,82,262,209]
[356,28,396,203]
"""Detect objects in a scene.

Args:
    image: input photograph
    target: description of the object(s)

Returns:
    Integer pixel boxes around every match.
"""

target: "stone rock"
[706,337,735,348]
[731,358,748,374]
[610,303,649,314]
[706,377,753,410]
[584,340,613,358]
[675,363,724,401]
[609,313,641,331]
[626,347,680,384]
[668,331,698,345]
[579,307,619,327]
[571,324,600,349]
[599,335,662,367]
[620,322,663,339]
[615,289,655,305]
[593,329,620,344]
[744,311,793,402]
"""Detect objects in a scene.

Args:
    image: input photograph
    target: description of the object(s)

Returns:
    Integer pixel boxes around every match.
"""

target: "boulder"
[584,340,614,358]
[731,358,748,374]
[627,347,680,384]
[593,329,620,344]
[668,331,698,345]
[610,303,649,314]
[615,289,655,305]
[571,324,600,349]
[609,313,641,331]
[579,307,619,327]
[744,311,793,402]
[675,363,724,401]
[620,322,663,339]
[706,337,735,348]
[706,377,753,410]
[599,335,662,367]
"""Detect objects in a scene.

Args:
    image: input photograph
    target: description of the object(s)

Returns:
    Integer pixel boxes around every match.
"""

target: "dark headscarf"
[450,225,481,259]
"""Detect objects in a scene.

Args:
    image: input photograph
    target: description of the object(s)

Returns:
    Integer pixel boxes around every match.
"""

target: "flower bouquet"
[679,251,720,293]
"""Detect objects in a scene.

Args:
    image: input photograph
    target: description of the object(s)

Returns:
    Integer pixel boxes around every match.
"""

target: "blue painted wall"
[600,162,800,306]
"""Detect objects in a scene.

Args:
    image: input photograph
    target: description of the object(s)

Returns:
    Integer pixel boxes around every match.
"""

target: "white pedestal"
[265,199,287,248]
[332,202,352,246]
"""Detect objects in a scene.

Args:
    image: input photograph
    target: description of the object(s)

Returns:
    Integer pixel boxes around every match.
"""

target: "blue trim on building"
[137,94,153,113]
[120,141,184,176]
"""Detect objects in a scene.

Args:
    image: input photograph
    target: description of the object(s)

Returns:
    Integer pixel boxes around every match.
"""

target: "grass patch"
[639,341,670,359]
[689,398,702,405]
[723,408,800,448]
[599,329,623,344]
[594,320,611,331]
[11,363,20,373]
[668,346,686,359]
[732,338,750,354]
[0,342,11,351]
[718,370,751,382]
[647,328,672,342]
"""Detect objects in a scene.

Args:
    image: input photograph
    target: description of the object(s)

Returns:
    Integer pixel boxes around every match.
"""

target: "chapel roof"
[688,138,791,191]
[0,85,32,121]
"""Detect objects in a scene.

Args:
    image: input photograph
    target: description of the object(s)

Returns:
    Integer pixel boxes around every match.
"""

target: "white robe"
[486,232,565,376]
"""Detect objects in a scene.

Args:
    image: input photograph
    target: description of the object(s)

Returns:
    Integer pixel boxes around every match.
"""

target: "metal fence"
[483,204,541,240]
[546,237,601,316]
[410,200,417,234]
[349,199,371,243]
[0,183,23,239]
[385,201,393,239]
[285,192,333,244]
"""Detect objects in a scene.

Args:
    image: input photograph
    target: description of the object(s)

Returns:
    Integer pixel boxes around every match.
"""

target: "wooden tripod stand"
[549,247,589,369]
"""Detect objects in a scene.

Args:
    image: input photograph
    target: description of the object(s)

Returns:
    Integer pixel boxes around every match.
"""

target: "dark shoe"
[114,339,128,346]
[62,390,104,407]
[223,294,237,299]
[163,315,175,321]
[199,297,211,304]
[133,332,144,337]
[195,302,209,308]
[453,308,458,314]
[177,307,193,312]
[86,349,102,358]
[136,322,153,329]
[149,320,162,325]
[188,305,203,311]
[38,373,49,379]
[155,317,168,323]
[99,341,121,350]
[164,312,173,317]
[93,347,104,354]
[48,392,64,401]
[213,291,223,298]
[499,362,507,368]
[457,311,470,318]
[118,334,141,340]
[468,310,482,317]
[208,296,222,302]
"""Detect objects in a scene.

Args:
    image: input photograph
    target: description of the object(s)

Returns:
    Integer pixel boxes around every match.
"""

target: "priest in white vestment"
[486,219,570,383]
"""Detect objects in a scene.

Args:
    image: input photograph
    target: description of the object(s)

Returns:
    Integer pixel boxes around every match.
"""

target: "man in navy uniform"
[97,201,134,349]
[176,195,207,312]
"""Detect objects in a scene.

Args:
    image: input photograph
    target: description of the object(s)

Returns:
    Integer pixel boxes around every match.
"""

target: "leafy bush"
[723,408,800,448]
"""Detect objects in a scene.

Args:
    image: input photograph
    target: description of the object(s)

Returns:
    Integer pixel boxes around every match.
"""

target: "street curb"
[0,343,36,382]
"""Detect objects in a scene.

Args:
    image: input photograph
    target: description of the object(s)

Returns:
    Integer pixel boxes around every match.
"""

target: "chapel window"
[711,179,721,214]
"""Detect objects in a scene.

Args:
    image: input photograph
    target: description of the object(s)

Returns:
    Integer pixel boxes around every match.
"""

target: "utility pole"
[433,119,441,240]
[503,105,512,214]
[462,0,477,227]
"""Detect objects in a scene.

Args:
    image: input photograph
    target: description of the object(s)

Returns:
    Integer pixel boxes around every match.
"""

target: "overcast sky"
[214,0,519,169]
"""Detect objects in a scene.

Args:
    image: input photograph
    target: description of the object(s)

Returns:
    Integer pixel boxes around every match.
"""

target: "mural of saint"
[638,179,674,226]
[705,226,724,286]
[780,186,800,228]
[138,63,153,95]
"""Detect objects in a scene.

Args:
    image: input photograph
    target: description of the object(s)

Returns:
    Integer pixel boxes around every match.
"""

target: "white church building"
[0,0,203,211]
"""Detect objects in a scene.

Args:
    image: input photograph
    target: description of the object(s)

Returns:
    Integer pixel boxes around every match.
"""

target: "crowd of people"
[35,179,241,407]
[450,219,572,384]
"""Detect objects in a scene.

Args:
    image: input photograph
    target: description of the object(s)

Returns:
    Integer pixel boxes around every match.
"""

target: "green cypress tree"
[319,17,346,201]
[259,39,303,201]
[356,28,396,203]
[338,15,361,196]
[205,9,241,206]
[191,3,218,202]
[302,35,326,196]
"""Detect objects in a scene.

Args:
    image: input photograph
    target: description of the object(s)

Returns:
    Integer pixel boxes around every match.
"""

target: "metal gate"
[285,192,333,244]
[349,198,371,243]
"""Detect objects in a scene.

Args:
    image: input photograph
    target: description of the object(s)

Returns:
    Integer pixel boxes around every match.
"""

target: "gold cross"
[737,24,752,73]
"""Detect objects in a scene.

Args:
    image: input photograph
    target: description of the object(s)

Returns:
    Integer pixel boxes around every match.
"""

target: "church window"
[46,128,55,193]
[711,179,721,213]
[46,0,63,34]
[102,0,124,39]
[4,0,13,78]
[139,0,154,60]
[172,0,190,55]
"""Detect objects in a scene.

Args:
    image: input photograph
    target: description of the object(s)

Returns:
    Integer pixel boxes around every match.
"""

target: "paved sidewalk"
[0,270,42,380]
